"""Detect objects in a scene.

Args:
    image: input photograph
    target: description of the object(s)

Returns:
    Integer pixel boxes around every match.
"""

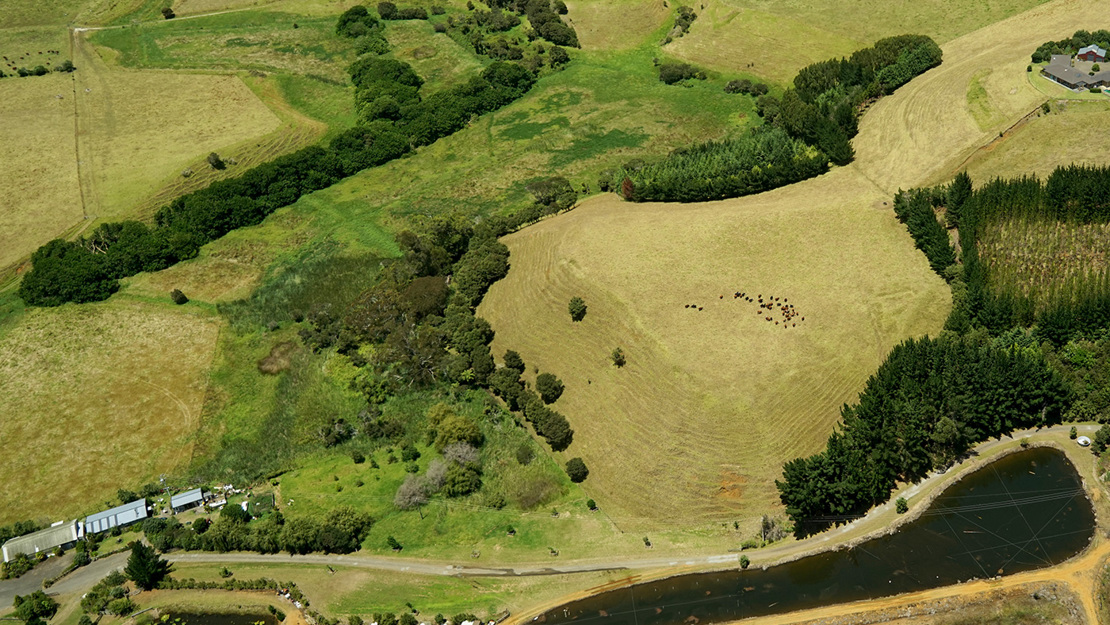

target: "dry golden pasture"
[74,34,282,224]
[850,0,1110,192]
[563,0,671,50]
[0,299,220,524]
[963,100,1110,183]
[663,0,1049,84]
[0,33,285,277]
[481,0,1110,526]
[0,73,83,270]
[478,168,951,525]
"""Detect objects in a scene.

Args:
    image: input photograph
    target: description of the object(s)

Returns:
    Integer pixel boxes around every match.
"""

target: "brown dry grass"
[258,340,296,374]
[851,0,1110,193]
[564,0,671,50]
[662,0,1048,84]
[963,100,1110,183]
[74,32,282,224]
[0,72,83,270]
[0,298,221,523]
[478,167,950,527]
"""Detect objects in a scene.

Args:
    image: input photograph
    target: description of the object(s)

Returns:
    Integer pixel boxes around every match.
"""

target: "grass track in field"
[0,297,220,524]
[477,168,951,527]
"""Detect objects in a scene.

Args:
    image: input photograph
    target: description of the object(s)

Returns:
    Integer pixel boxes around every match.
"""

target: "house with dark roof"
[1077,44,1107,62]
[1042,54,1110,90]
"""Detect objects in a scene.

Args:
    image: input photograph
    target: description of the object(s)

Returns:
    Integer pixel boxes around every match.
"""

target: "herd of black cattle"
[684,292,806,328]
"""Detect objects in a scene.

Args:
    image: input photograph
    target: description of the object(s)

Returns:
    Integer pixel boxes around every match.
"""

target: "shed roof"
[171,488,205,509]
[1077,44,1107,57]
[2,521,79,562]
[85,499,149,534]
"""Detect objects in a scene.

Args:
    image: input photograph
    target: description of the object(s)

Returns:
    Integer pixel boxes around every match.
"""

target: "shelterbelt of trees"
[618,34,942,203]
[779,163,1110,536]
[897,164,1110,344]
[17,8,545,307]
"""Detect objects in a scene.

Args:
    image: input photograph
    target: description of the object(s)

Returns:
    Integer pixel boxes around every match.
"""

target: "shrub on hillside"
[568,296,587,321]
[170,289,189,305]
[161,7,175,18]
[658,62,702,84]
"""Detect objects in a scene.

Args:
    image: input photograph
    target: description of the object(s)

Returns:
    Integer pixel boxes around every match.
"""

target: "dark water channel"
[166,612,279,625]
[541,447,1095,625]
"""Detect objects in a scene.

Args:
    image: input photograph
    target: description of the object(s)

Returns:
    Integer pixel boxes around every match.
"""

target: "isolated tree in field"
[55,60,75,73]
[565,457,589,482]
[895,497,909,514]
[611,347,626,368]
[387,535,402,551]
[161,7,175,18]
[535,372,564,404]
[568,296,587,321]
[170,289,188,305]
[124,541,170,590]
[504,349,525,373]
[206,152,225,170]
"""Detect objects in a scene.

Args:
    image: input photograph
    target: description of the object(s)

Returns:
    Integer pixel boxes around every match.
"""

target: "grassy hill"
[1,0,1108,574]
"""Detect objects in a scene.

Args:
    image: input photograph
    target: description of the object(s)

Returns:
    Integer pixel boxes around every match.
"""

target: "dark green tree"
[535,372,564,404]
[568,296,587,321]
[123,542,170,591]
[13,591,58,622]
[504,349,526,373]
[565,457,589,482]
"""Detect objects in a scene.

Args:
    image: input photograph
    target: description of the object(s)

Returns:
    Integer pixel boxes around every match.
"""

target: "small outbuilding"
[1077,44,1107,62]
[1077,435,1092,447]
[84,499,149,535]
[1,521,80,563]
[171,488,208,513]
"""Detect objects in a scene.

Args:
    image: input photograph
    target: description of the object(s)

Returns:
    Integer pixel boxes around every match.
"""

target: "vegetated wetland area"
[5,0,1110,624]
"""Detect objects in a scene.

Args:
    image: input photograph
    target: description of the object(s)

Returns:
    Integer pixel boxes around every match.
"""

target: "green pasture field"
[91,12,358,82]
[116,563,621,619]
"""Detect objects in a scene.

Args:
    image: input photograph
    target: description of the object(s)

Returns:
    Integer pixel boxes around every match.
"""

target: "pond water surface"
[540,447,1095,625]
